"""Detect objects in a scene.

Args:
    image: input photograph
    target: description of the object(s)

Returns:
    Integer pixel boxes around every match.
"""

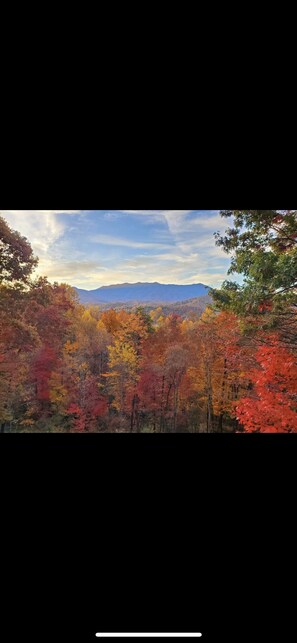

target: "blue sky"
[2,210,234,289]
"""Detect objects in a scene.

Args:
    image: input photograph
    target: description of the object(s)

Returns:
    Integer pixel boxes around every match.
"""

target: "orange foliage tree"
[236,335,297,432]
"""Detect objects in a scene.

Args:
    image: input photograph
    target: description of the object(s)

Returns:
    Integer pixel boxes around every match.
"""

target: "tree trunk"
[159,375,165,433]
[219,357,228,433]
[165,383,173,432]
[130,393,140,433]
[130,394,135,432]
[206,364,214,433]
[173,384,179,432]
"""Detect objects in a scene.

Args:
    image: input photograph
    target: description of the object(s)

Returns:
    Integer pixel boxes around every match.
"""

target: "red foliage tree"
[236,335,297,432]
[66,375,108,432]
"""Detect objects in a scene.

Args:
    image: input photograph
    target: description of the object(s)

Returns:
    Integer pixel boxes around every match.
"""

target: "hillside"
[76,295,211,319]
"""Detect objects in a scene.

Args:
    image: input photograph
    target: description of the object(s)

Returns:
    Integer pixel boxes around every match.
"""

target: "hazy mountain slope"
[75,282,209,304]
[73,295,212,319]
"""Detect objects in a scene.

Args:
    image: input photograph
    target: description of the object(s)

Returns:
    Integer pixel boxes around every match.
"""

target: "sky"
[1,210,235,289]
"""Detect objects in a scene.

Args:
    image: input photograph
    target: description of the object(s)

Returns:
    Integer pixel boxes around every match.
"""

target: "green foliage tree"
[210,210,297,315]
[0,215,38,286]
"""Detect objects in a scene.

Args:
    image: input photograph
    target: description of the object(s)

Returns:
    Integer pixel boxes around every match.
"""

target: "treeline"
[1,211,296,432]
[83,295,212,320]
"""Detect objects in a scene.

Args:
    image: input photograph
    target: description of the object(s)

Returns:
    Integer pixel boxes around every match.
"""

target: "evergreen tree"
[210,210,297,315]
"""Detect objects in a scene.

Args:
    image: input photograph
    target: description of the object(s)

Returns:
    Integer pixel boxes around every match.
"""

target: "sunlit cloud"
[0,210,232,289]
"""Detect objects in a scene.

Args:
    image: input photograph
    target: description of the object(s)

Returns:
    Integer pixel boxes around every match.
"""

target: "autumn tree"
[65,375,108,432]
[116,309,151,354]
[163,343,190,432]
[0,217,39,431]
[107,340,139,428]
[236,335,297,432]
[136,315,189,432]
[179,309,248,433]
[100,309,122,335]
[53,307,110,431]
[73,308,110,376]
[22,280,76,423]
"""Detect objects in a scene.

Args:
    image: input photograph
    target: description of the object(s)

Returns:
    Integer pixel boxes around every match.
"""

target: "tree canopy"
[210,210,297,314]
[0,215,38,286]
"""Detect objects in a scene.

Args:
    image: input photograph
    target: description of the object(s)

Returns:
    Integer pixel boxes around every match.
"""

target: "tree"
[22,280,76,424]
[66,375,108,432]
[0,215,38,285]
[108,341,138,404]
[211,210,297,315]
[163,344,189,432]
[116,309,151,355]
[72,308,110,376]
[178,309,250,433]
[136,315,189,432]
[236,335,297,432]
[0,219,39,431]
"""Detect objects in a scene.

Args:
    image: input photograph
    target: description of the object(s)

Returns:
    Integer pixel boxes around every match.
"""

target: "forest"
[0,210,296,432]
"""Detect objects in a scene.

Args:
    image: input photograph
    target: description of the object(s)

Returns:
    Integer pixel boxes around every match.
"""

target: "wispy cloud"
[0,210,232,289]
[92,233,173,250]
[2,210,67,253]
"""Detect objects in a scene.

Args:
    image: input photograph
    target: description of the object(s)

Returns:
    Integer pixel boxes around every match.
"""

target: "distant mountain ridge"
[74,282,210,304]
[86,295,211,320]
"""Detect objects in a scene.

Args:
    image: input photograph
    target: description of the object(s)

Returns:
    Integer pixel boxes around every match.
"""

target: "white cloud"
[0,209,232,289]
[1,210,67,253]
[92,233,173,250]
[0,211,87,282]
[119,210,224,242]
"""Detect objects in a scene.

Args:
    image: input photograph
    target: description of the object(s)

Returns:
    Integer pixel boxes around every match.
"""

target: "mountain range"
[74,282,210,304]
